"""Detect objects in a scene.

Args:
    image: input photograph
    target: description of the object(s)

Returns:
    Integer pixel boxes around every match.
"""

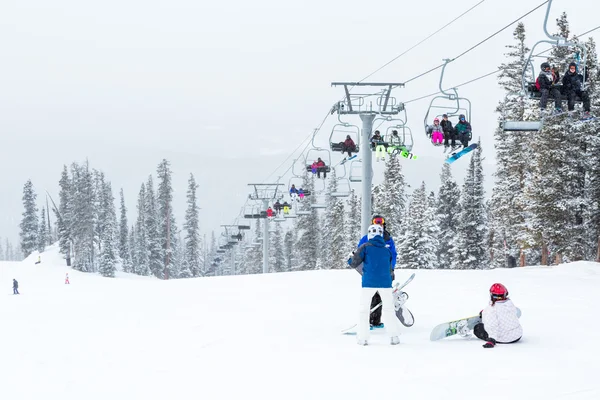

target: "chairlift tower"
[330,82,404,235]
[248,183,285,273]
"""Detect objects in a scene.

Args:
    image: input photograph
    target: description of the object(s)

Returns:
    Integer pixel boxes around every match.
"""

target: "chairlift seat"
[331,192,351,198]
[330,142,360,153]
[305,165,331,173]
[527,82,583,102]
[284,214,297,219]
[274,217,286,222]
[296,210,312,215]
[311,203,327,209]
[501,121,542,132]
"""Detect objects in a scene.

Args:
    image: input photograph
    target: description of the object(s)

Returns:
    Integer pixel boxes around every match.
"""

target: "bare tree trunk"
[541,242,548,266]
[555,252,563,265]
[519,249,526,267]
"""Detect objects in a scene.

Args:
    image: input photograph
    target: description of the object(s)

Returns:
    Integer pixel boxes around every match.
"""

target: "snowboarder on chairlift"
[455,115,472,148]
[282,202,291,214]
[538,62,563,114]
[349,224,400,346]
[562,62,591,118]
[341,135,357,157]
[470,283,522,348]
[273,200,283,213]
[354,215,397,328]
[13,279,19,294]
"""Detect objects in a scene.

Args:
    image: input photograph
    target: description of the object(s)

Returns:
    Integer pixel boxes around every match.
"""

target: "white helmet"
[367,224,384,240]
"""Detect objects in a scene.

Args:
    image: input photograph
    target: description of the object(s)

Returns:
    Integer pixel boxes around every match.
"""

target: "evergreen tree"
[98,181,118,277]
[70,162,97,272]
[0,238,3,261]
[437,163,461,268]
[323,170,347,269]
[6,240,14,261]
[157,159,179,279]
[38,207,50,252]
[135,184,151,276]
[525,15,590,264]
[453,141,487,269]
[57,165,73,264]
[379,156,408,238]
[19,179,39,258]
[397,182,437,269]
[145,175,163,278]
[491,22,536,267]
[124,225,135,273]
[118,189,130,265]
[346,189,361,246]
[283,229,295,271]
[582,37,600,260]
[270,222,285,272]
[183,173,202,277]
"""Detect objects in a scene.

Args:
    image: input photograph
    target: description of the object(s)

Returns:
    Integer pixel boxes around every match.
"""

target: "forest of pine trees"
[13,14,600,277]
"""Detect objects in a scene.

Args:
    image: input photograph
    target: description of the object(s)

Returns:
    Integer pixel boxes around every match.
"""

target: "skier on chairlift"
[538,62,563,115]
[440,114,456,148]
[340,135,357,157]
[429,118,444,145]
[266,207,274,219]
[289,184,298,201]
[563,62,591,118]
[316,158,327,179]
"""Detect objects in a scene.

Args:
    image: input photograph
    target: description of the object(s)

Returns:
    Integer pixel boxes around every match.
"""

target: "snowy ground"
[1,246,599,400]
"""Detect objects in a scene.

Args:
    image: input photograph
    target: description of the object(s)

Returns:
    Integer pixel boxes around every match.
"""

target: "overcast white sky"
[1,0,598,243]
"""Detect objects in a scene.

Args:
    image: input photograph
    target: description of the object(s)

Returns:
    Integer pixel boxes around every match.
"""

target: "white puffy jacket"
[482,299,523,343]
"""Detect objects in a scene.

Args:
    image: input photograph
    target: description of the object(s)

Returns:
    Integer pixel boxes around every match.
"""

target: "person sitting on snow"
[472,283,523,349]
[349,224,400,346]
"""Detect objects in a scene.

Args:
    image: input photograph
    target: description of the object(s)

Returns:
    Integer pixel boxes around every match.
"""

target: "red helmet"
[489,283,508,300]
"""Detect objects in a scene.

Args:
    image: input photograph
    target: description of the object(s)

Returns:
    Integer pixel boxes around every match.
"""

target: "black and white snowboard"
[342,273,415,334]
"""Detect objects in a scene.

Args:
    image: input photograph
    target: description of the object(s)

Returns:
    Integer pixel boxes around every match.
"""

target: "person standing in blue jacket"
[356,214,397,327]
[349,224,400,346]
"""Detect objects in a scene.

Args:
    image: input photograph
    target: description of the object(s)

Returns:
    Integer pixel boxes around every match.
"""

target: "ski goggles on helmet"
[372,216,385,225]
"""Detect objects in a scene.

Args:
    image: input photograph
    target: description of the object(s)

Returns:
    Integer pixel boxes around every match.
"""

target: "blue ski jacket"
[349,235,393,288]
[357,231,397,269]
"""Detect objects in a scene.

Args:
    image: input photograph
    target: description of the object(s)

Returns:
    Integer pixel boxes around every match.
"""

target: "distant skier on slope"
[65,273,70,285]
[355,214,397,328]
[13,279,19,295]
[474,283,522,348]
[349,224,400,346]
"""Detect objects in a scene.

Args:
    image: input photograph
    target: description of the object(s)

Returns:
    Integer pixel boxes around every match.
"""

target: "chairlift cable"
[355,0,487,84]
[401,1,550,87]
[403,24,600,104]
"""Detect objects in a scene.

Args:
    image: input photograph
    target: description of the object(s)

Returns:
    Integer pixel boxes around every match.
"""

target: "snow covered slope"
[1,246,599,400]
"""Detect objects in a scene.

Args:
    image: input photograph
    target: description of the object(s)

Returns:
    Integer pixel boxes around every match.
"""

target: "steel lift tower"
[247,183,284,273]
[330,82,404,235]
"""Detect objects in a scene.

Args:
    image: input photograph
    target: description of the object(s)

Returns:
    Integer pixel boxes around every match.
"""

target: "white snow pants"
[357,287,400,341]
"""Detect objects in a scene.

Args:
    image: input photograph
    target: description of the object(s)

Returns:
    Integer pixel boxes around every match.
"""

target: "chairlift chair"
[349,159,362,183]
[423,59,473,143]
[329,120,360,153]
[331,177,352,198]
[502,0,587,132]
